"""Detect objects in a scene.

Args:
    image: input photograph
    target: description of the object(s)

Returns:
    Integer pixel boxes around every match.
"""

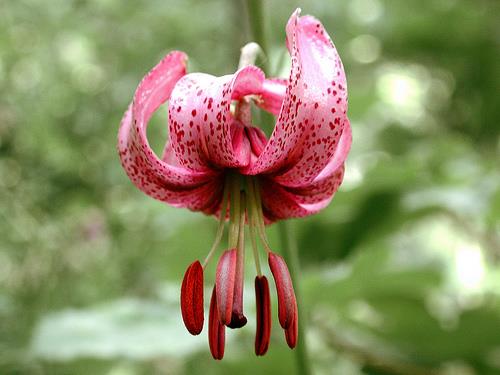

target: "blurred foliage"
[1,0,499,374]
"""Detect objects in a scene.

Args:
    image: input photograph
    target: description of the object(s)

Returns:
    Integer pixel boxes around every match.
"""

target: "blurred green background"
[1,0,499,374]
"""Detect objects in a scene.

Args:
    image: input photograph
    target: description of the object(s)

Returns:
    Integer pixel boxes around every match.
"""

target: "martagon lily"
[118,9,351,359]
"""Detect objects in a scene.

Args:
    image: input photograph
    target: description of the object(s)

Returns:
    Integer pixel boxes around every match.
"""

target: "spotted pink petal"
[118,52,222,211]
[243,10,349,188]
[259,121,351,220]
[260,168,342,221]
[308,119,352,185]
[168,66,265,170]
[256,78,287,116]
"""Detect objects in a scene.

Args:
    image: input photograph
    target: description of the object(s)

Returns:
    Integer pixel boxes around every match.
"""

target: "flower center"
[180,171,298,359]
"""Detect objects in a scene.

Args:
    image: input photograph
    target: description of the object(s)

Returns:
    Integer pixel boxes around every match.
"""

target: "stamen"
[268,252,297,330]
[252,178,268,244]
[180,260,204,335]
[215,249,237,326]
[228,191,248,328]
[284,310,298,349]
[254,275,271,356]
[202,176,230,268]
[208,287,225,360]
[249,219,262,276]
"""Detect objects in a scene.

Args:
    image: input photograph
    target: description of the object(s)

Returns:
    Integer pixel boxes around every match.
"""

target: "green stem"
[244,2,311,374]
[245,0,269,74]
[244,0,274,135]
[278,221,311,375]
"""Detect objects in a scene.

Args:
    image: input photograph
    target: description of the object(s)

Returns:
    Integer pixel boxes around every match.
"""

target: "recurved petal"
[255,78,287,116]
[258,118,350,221]
[168,66,265,170]
[118,52,220,210]
[260,164,344,220]
[244,10,349,188]
[310,119,352,185]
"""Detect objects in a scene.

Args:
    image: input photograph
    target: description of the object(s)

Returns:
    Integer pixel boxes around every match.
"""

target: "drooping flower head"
[118,9,351,359]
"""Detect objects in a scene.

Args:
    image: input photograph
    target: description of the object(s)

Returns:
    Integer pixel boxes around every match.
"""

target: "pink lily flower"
[118,9,351,359]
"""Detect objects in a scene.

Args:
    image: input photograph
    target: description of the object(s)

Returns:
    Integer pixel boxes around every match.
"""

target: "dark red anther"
[284,304,298,349]
[180,260,204,335]
[208,287,225,360]
[215,249,237,325]
[268,252,297,329]
[228,292,248,329]
[254,275,271,356]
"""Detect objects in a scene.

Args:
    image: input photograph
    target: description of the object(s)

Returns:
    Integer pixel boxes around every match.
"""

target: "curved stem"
[244,0,275,135]
[244,0,269,74]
